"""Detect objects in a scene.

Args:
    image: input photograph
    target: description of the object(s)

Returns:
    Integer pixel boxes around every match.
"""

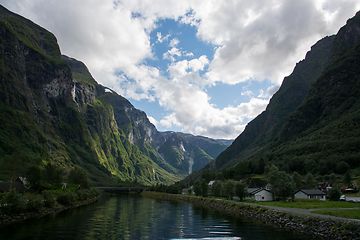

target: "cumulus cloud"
[157,32,170,43]
[2,0,360,139]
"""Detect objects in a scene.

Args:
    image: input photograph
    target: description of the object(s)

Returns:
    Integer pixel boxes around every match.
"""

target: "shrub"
[56,191,77,206]
[89,188,101,198]
[42,190,56,207]
[0,189,27,214]
[25,193,44,212]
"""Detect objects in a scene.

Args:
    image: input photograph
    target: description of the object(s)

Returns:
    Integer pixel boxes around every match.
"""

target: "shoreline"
[141,191,360,239]
[0,196,100,226]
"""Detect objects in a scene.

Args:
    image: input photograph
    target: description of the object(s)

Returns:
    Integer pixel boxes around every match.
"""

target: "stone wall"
[141,191,360,240]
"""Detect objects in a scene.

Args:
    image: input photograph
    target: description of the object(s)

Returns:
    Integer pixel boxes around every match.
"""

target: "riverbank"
[0,196,100,226]
[141,191,360,239]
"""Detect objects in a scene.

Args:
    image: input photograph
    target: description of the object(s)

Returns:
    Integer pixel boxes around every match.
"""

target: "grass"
[247,199,359,209]
[312,209,360,219]
[344,193,360,197]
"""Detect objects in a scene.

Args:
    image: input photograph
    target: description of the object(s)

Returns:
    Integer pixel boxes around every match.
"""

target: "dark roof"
[0,182,28,193]
[294,189,326,196]
[249,188,272,195]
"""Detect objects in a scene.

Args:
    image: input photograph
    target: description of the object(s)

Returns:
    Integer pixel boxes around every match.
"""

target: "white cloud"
[169,38,180,47]
[157,32,170,43]
[147,116,159,127]
[241,91,253,97]
[163,47,182,61]
[2,0,360,139]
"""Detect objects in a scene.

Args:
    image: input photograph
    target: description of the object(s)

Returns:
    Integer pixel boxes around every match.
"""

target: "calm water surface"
[0,194,319,240]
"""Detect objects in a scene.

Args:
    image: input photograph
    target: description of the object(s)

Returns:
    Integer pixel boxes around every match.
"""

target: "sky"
[1,0,360,140]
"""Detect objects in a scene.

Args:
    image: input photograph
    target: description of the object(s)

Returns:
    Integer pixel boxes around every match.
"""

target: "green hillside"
[184,11,360,182]
[220,11,360,179]
[0,5,182,185]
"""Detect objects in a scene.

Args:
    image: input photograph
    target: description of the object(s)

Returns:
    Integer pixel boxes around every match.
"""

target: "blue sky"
[2,0,360,139]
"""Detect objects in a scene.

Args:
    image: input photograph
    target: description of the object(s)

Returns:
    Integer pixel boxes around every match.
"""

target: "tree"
[327,186,341,201]
[255,158,265,174]
[235,182,248,201]
[223,180,236,200]
[26,165,43,190]
[193,179,202,196]
[304,159,317,174]
[292,171,302,190]
[211,181,222,197]
[68,167,88,189]
[43,163,63,185]
[343,171,353,187]
[267,165,295,201]
[336,161,350,174]
[266,165,280,201]
[304,173,315,189]
[200,179,209,197]
[329,173,337,186]
[276,172,295,201]
[201,169,213,183]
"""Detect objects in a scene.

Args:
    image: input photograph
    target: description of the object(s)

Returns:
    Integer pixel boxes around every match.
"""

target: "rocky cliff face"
[0,5,229,184]
[158,133,213,174]
[0,5,182,184]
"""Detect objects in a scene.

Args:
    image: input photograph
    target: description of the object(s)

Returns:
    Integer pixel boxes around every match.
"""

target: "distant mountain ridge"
[0,5,230,185]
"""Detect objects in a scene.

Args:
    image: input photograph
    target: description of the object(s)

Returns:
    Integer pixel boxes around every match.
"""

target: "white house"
[294,189,326,201]
[248,188,274,201]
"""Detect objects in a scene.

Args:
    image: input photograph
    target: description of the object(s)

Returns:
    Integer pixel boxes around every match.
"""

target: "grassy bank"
[248,198,359,209]
[0,188,101,225]
[312,209,360,220]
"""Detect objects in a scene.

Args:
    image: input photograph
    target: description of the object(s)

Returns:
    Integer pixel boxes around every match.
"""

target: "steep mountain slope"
[267,13,360,175]
[176,132,232,159]
[0,5,229,185]
[0,5,182,185]
[214,11,360,177]
[212,34,335,170]
[158,133,213,174]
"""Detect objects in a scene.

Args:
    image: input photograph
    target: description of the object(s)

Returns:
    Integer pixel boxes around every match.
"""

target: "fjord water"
[0,194,317,240]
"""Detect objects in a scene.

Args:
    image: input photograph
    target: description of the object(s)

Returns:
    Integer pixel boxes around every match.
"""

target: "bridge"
[96,187,147,194]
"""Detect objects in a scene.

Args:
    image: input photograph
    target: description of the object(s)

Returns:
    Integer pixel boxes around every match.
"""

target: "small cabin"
[294,189,326,201]
[248,188,273,201]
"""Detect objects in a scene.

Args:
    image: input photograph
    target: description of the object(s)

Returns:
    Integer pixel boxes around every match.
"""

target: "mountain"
[0,5,230,185]
[212,35,335,170]
[156,132,232,175]
[204,11,360,177]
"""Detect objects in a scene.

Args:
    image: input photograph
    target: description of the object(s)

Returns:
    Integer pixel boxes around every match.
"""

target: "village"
[181,177,360,203]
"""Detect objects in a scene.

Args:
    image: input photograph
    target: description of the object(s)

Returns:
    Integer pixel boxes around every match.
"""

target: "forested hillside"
[189,11,360,180]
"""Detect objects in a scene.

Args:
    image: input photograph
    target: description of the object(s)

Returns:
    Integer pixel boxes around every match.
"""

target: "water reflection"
[0,193,318,240]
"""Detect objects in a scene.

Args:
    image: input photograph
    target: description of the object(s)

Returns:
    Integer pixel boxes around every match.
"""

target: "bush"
[42,190,56,207]
[327,187,341,201]
[0,189,27,214]
[25,193,44,212]
[89,188,101,198]
[56,191,77,206]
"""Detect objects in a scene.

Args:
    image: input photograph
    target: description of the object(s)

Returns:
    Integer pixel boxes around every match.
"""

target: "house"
[181,186,194,195]
[316,182,331,192]
[0,182,28,193]
[248,188,274,201]
[294,189,326,201]
[341,187,355,193]
[208,180,215,187]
